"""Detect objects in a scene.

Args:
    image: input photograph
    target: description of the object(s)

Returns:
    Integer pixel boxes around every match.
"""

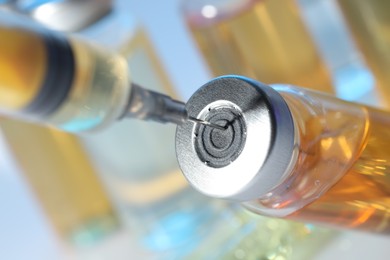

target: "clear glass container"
[176,75,390,234]
[182,0,335,93]
[336,0,390,108]
[246,84,390,234]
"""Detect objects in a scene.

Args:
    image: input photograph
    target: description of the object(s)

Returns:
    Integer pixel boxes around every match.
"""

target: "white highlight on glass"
[201,5,218,19]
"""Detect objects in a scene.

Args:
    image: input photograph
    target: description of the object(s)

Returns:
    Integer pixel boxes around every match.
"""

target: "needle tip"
[188,116,226,130]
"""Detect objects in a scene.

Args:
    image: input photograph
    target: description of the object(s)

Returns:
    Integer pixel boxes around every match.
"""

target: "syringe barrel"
[0,25,130,132]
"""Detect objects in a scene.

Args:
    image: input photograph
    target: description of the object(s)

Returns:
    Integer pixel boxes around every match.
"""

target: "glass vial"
[176,75,390,234]
[0,119,118,246]
[182,0,335,93]
[336,0,390,107]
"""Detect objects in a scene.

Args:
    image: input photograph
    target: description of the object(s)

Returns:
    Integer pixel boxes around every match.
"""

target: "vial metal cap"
[175,76,295,201]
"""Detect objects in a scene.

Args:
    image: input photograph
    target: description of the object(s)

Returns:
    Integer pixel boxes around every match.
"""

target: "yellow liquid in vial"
[337,0,390,106]
[289,107,390,234]
[188,0,334,93]
[0,119,118,244]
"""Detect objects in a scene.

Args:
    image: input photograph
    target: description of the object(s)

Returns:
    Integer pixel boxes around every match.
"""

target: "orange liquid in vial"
[289,108,390,234]
[187,0,334,93]
[337,0,390,106]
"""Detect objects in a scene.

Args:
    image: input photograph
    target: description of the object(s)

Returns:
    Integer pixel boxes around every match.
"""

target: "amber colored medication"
[337,0,390,106]
[176,76,390,234]
[185,0,334,93]
[286,106,390,233]
[246,87,390,234]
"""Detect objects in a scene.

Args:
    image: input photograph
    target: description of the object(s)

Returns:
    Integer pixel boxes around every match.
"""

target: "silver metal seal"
[175,76,295,201]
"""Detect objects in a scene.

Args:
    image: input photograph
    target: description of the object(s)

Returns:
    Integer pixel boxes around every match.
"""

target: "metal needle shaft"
[188,116,226,130]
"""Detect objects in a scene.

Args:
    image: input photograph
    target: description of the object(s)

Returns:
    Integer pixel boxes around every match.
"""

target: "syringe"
[0,25,222,132]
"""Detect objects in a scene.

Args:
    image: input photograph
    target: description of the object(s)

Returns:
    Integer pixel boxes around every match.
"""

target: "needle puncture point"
[188,116,226,131]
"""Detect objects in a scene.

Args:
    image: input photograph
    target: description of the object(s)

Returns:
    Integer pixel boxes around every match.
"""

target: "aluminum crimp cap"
[175,76,295,201]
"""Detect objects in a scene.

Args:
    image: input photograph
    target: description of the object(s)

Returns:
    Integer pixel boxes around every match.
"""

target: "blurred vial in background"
[182,0,335,93]
[0,6,120,248]
[0,120,119,247]
[336,0,390,108]
[297,0,378,106]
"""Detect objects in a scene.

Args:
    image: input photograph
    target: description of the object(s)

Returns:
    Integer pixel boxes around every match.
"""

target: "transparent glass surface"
[245,85,390,234]
[49,39,129,132]
[0,22,129,132]
[182,0,334,93]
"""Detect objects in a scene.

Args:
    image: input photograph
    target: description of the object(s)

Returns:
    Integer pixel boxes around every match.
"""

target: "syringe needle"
[188,116,226,130]
[125,83,227,130]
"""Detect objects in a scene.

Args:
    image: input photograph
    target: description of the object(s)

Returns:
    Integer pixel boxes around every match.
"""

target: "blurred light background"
[0,0,390,259]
